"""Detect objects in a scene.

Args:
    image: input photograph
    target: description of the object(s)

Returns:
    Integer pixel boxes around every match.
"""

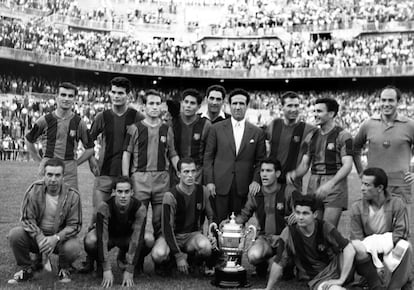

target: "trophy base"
[211,267,250,288]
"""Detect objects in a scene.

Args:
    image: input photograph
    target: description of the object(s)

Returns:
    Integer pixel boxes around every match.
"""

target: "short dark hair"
[315,98,339,117]
[280,91,300,106]
[182,89,203,105]
[110,77,131,94]
[379,85,402,102]
[228,88,250,105]
[177,157,196,172]
[113,176,132,189]
[143,89,162,104]
[206,85,226,100]
[44,158,65,173]
[362,167,388,190]
[294,195,317,212]
[261,158,282,172]
[58,82,78,96]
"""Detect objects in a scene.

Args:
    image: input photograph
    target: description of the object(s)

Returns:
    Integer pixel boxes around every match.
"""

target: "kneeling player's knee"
[196,237,211,257]
[61,239,81,263]
[8,226,26,247]
[247,248,263,265]
[84,230,98,254]
[152,245,169,263]
[351,240,368,259]
[144,232,155,249]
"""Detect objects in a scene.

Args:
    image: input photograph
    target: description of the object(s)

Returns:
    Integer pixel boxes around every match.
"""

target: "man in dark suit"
[204,89,266,223]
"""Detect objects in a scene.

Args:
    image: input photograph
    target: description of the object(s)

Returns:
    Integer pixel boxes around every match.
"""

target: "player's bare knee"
[151,245,169,263]
[196,237,211,257]
[144,232,155,248]
[8,226,25,245]
[351,240,368,259]
[247,247,263,265]
[84,230,98,251]
[61,239,82,262]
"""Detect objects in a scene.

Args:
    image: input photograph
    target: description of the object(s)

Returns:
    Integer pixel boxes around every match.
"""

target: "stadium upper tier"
[1,17,414,78]
[2,0,414,35]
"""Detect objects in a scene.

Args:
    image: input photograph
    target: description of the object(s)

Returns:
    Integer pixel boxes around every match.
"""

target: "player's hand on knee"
[122,271,134,287]
[101,270,114,288]
[208,234,218,250]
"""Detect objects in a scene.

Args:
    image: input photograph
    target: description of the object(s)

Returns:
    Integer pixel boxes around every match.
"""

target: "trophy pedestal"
[211,264,250,288]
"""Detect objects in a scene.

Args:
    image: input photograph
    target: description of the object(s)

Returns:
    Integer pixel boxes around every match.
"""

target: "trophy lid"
[222,212,243,232]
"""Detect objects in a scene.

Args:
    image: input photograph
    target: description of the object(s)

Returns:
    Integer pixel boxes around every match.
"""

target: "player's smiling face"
[282,97,300,122]
[182,95,200,117]
[313,103,332,126]
[380,88,398,117]
[260,162,279,187]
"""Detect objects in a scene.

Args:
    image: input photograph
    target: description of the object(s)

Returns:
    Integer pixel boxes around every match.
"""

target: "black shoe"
[78,257,95,274]
[8,269,34,284]
[58,268,71,283]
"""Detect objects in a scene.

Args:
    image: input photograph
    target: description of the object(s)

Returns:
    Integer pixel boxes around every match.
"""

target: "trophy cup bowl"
[209,213,257,288]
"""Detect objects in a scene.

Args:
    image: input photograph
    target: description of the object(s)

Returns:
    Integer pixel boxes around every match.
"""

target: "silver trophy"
[209,213,257,288]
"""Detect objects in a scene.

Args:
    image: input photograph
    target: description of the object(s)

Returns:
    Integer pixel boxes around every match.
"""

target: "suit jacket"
[203,118,266,197]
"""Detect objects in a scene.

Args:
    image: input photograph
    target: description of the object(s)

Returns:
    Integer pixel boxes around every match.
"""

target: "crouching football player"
[151,157,214,275]
[82,176,153,288]
[235,158,299,277]
[261,195,355,290]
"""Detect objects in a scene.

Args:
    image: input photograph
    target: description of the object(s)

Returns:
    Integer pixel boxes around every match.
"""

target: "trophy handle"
[247,225,257,242]
[209,222,218,235]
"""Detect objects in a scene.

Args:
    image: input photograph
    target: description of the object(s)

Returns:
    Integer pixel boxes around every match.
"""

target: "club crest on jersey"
[293,136,300,143]
[327,143,335,150]
[276,203,284,210]
[160,136,167,143]
[317,243,326,252]
[196,203,202,210]
[193,133,200,140]
[69,130,76,137]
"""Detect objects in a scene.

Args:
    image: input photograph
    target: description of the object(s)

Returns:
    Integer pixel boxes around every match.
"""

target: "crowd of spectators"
[56,4,174,26]
[2,17,414,70]
[211,0,414,35]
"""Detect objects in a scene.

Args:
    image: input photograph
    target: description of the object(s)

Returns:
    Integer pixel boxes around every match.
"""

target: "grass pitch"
[0,161,363,289]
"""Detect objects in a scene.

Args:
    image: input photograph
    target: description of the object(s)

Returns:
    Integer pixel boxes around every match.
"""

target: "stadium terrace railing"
[203,20,414,37]
[49,14,126,32]
[1,46,414,79]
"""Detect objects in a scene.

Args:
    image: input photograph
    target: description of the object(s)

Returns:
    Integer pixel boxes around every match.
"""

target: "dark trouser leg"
[229,178,246,216]
[355,256,385,290]
[388,245,412,289]
[214,195,230,223]
[8,226,38,269]
[58,239,81,269]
